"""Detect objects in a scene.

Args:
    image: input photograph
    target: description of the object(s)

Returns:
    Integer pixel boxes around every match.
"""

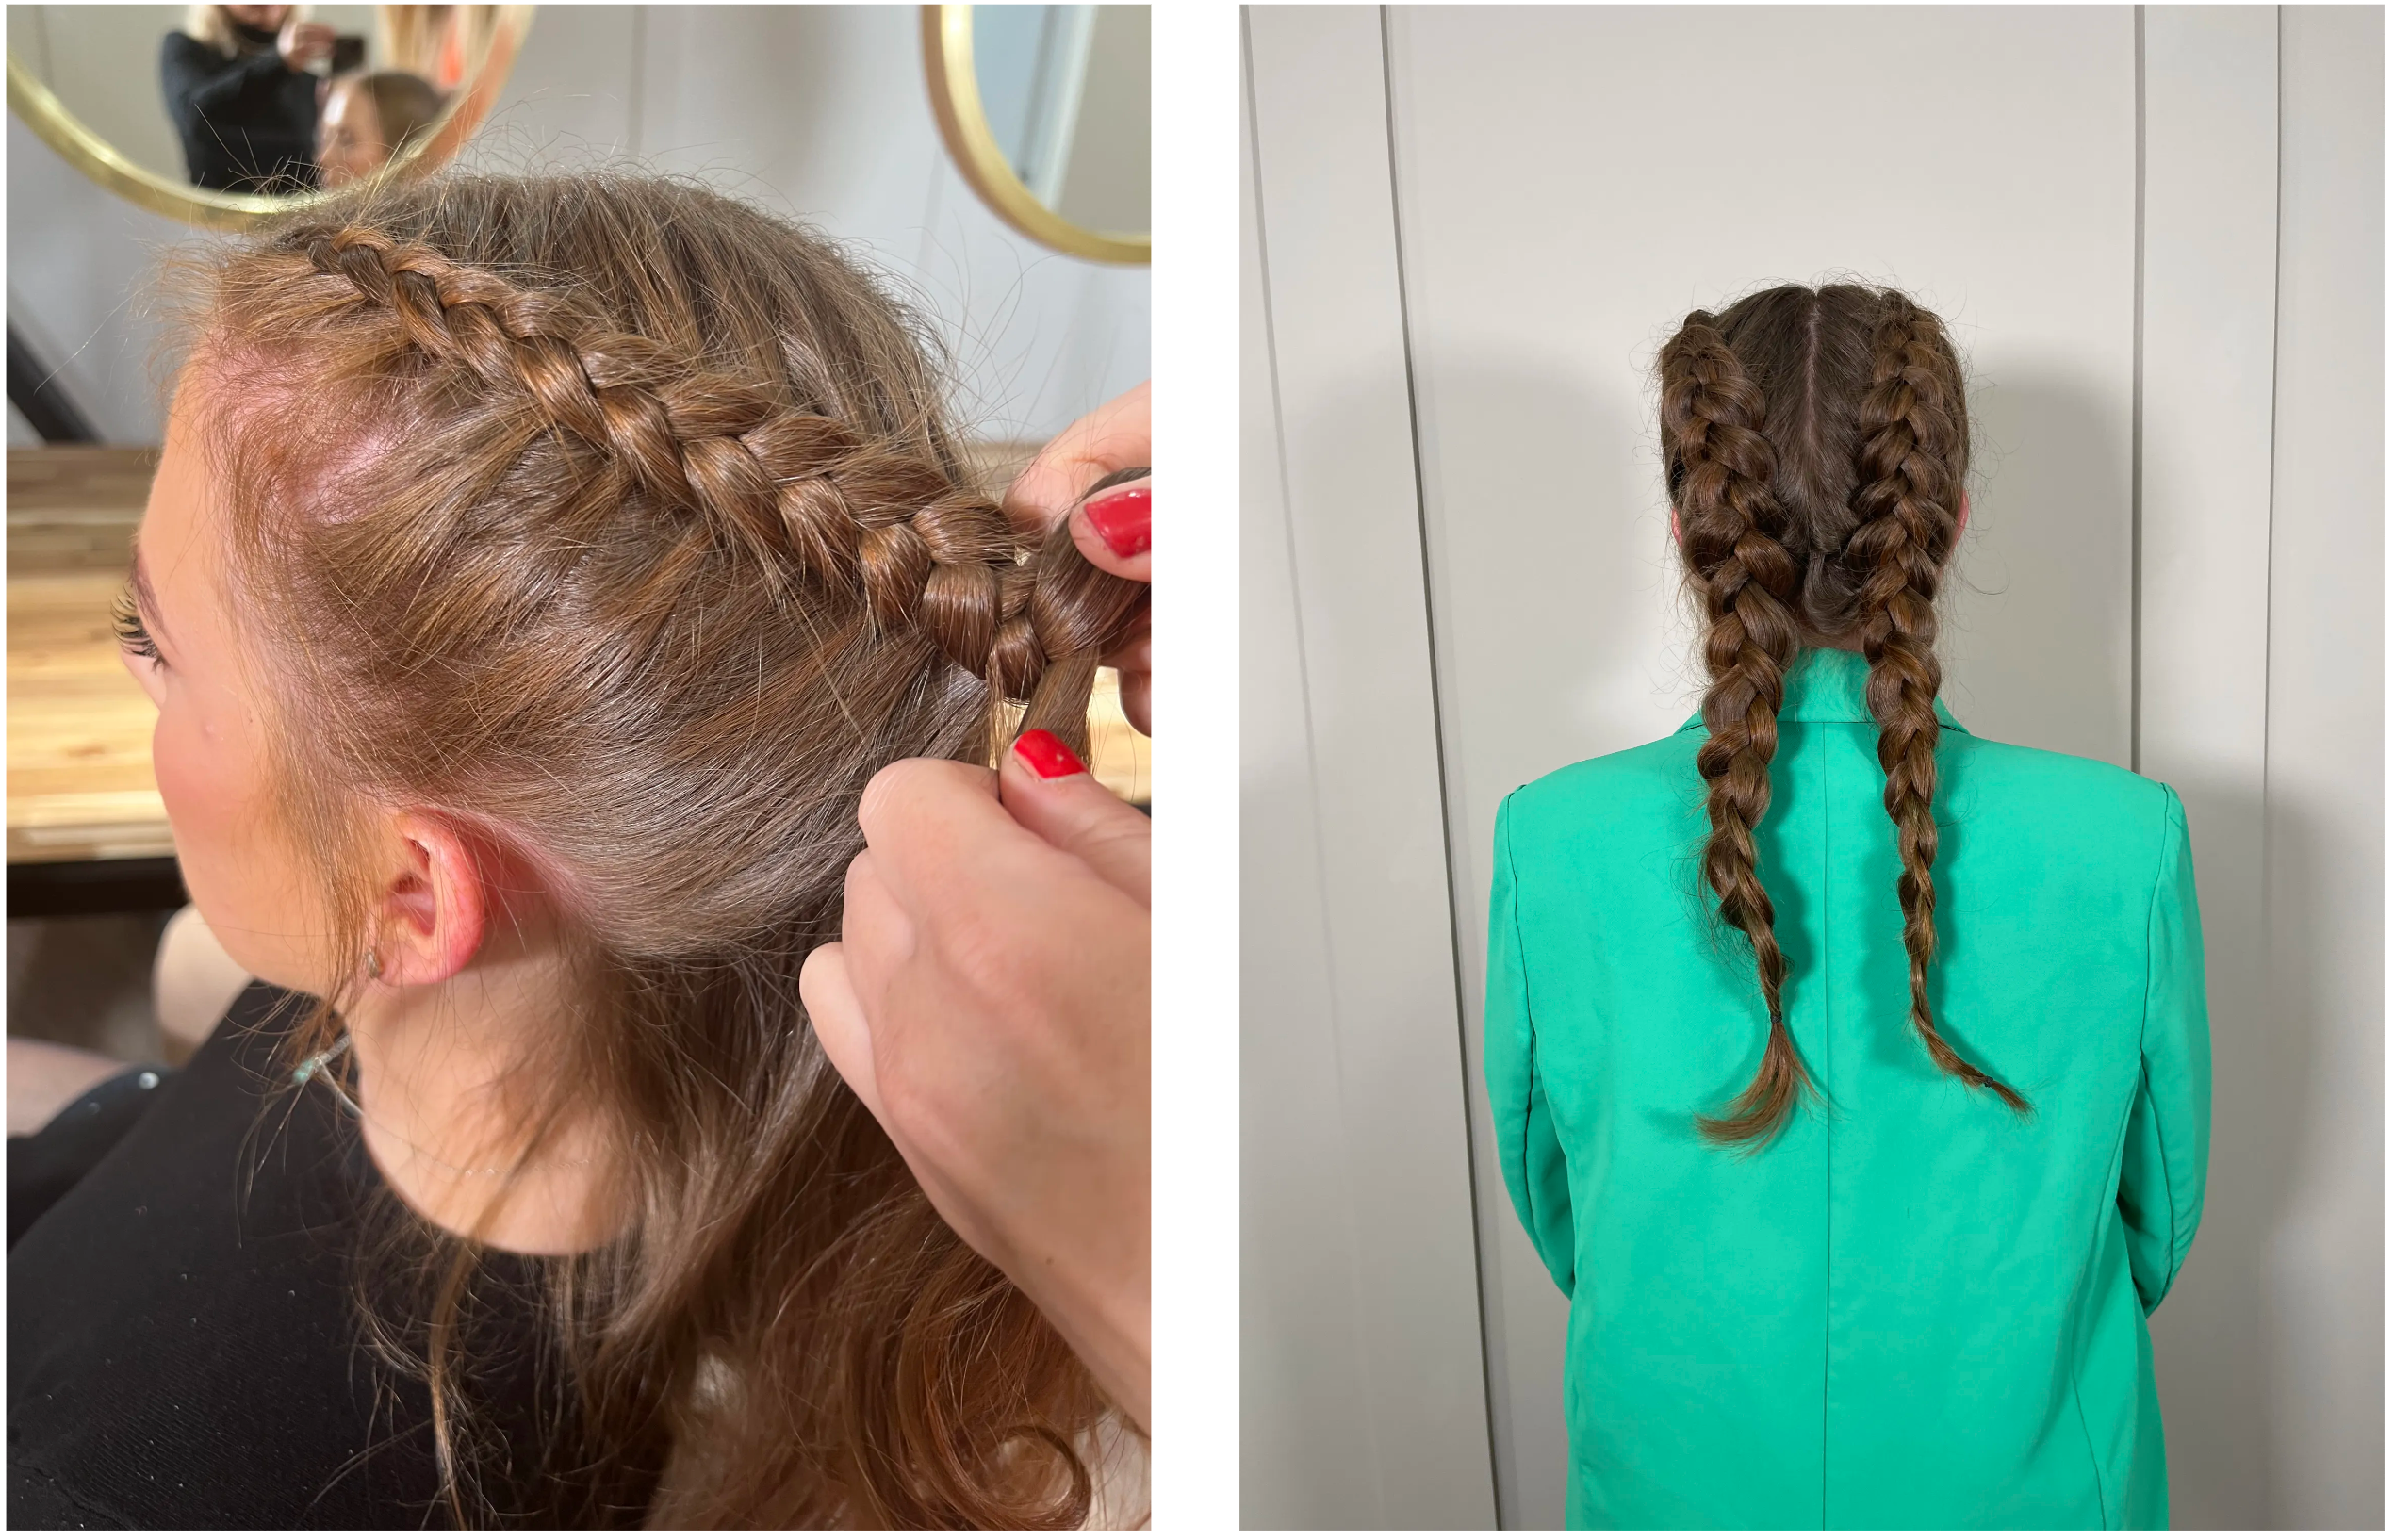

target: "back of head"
[169,171,1140,1524]
[359,70,446,159]
[1655,283,2025,1149]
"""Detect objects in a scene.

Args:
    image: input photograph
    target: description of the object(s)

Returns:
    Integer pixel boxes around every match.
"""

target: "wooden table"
[8,448,172,873]
[6,443,1146,908]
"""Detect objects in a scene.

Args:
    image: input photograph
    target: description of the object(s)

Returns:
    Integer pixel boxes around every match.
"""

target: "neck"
[344,942,620,1256]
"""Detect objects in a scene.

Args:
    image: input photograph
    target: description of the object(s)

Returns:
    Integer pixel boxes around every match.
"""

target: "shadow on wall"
[2153,764,2385,1527]
[2135,767,2271,1529]
[1243,369,1504,1530]
[1238,747,1388,1528]
[1932,361,2133,767]
[1412,353,1689,768]
[1404,352,1645,1533]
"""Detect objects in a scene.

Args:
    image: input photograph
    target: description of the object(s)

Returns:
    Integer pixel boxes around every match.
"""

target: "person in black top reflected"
[159,5,329,192]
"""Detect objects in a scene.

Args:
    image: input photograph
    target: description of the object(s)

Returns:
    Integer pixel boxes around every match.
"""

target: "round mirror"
[921,5,1148,265]
[6,5,532,231]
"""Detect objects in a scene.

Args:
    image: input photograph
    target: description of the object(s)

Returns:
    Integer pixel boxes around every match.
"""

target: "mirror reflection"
[7,5,501,195]
[971,6,1148,237]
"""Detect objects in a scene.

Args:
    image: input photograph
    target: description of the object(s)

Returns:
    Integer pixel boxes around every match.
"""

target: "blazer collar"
[1677,647,1969,732]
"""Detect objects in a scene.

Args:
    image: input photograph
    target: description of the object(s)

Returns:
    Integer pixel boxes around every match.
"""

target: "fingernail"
[1012,729,1088,779]
[1081,485,1151,558]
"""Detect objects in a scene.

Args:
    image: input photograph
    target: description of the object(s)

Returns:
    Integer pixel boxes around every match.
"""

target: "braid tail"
[1854,296,2028,1115]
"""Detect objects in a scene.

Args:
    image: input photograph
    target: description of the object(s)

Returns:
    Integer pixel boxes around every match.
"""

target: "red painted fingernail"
[1081,485,1151,558]
[1012,729,1088,779]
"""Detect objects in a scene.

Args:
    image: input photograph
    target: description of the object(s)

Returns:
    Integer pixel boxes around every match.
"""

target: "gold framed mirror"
[7,5,533,232]
[921,5,1148,266]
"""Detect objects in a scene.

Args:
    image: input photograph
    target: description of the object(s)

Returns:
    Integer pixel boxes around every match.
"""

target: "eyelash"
[112,587,161,664]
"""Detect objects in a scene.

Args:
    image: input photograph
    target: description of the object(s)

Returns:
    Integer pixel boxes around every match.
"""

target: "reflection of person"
[803,381,1155,1433]
[160,6,328,191]
[1485,286,2210,1527]
[317,69,444,187]
[8,174,1147,1527]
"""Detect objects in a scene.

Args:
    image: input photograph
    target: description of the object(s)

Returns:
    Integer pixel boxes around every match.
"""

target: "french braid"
[278,224,1142,759]
[1659,312,1816,1148]
[1850,294,2027,1113]
[1659,286,2031,1152]
[178,175,1142,1526]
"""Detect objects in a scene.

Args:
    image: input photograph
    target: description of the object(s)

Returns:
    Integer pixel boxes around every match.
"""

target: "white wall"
[1240,8,1496,1529]
[1243,4,2382,1529]
[7,107,191,444]
[2255,6,2384,1527]
[6,4,1149,445]
[10,6,202,186]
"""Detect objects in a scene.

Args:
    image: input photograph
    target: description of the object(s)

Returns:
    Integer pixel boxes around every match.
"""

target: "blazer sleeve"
[1486,792,1576,1297]
[2116,785,2212,1316]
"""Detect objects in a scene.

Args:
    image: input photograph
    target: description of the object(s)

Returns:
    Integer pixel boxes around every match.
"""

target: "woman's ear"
[1670,506,1681,546]
[369,813,490,989]
[1958,491,1972,537]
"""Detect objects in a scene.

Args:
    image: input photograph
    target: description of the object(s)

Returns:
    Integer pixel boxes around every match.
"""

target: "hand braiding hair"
[1659,311,1817,1147]
[1851,294,2027,1113]
[180,176,1136,1526]
[281,224,1143,758]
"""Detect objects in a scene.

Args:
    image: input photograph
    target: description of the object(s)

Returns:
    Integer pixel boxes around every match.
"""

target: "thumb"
[1001,729,1151,907]
[798,942,884,1123]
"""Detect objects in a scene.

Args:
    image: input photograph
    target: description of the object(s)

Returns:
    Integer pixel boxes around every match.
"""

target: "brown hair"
[343,68,448,162]
[166,172,1143,1524]
[1657,283,2027,1151]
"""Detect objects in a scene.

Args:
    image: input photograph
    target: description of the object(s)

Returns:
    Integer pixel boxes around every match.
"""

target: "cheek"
[152,692,322,991]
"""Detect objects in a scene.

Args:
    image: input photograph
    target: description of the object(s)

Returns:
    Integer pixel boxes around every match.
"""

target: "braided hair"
[1657,285,2027,1151]
[1657,314,1814,1144]
[249,220,1138,761]
[172,174,1141,1524]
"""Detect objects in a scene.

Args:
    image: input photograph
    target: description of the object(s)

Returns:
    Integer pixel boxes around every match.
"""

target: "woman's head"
[136,172,1140,1523]
[318,71,446,187]
[1655,283,2025,1149]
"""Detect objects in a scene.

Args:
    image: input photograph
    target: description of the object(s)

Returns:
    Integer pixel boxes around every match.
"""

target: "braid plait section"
[291,226,1143,753]
[1659,311,1816,1149]
[1850,294,2027,1115]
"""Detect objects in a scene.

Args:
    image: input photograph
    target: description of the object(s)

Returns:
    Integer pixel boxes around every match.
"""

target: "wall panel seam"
[2131,4,2146,773]
[1375,5,1509,1523]
[1241,15,1393,1516]
[2262,5,2283,829]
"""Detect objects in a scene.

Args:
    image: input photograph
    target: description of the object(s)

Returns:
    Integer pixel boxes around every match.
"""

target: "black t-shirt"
[158,30,320,192]
[8,983,645,1527]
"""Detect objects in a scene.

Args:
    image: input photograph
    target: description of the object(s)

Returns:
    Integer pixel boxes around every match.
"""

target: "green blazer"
[1486,647,2210,1530]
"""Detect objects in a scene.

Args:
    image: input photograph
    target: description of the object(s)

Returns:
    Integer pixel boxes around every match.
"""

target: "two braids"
[1662,287,2027,1151]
